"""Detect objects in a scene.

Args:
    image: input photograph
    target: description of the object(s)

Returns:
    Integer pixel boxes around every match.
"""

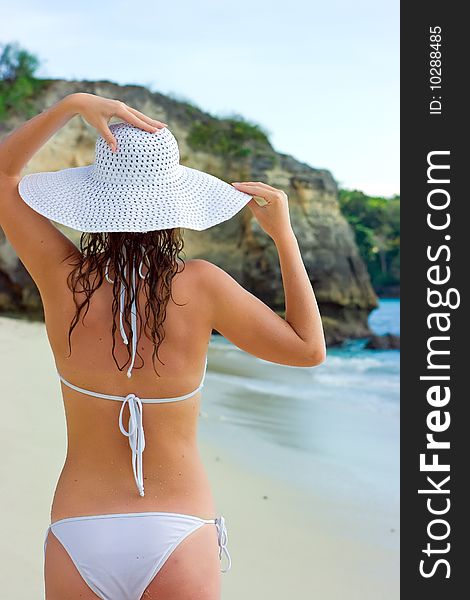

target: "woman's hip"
[44,511,232,599]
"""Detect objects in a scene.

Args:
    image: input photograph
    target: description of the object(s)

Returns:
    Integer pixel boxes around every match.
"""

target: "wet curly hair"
[63,229,186,377]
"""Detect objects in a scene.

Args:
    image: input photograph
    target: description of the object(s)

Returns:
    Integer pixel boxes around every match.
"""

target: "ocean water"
[200,299,400,509]
[369,297,400,335]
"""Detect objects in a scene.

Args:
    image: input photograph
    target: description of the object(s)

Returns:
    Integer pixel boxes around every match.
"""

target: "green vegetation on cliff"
[339,189,400,295]
[187,117,270,160]
[0,43,46,121]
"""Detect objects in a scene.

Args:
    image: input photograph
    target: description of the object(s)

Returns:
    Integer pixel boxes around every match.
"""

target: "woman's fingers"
[231,181,282,202]
[231,182,267,198]
[125,105,167,128]
[246,198,265,211]
[232,181,279,192]
[94,99,169,150]
[233,182,291,239]
[98,121,118,152]
[117,106,160,133]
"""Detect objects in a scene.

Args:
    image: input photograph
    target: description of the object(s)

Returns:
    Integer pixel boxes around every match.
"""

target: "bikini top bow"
[118,393,146,496]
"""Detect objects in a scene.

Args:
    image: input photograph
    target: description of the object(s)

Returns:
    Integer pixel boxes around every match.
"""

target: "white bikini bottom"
[44,511,231,600]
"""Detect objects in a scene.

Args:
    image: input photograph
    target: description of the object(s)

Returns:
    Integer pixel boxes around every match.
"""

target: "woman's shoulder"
[182,258,224,277]
[174,260,246,312]
[179,260,251,313]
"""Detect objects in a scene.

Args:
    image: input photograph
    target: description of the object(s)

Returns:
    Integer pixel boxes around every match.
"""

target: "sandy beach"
[0,315,399,599]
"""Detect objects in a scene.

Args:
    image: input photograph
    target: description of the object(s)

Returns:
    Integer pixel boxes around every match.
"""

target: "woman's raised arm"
[202,182,326,367]
[0,93,166,177]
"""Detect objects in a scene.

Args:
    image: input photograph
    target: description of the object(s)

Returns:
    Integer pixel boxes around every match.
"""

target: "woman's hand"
[231,181,293,241]
[68,93,168,152]
[0,93,167,177]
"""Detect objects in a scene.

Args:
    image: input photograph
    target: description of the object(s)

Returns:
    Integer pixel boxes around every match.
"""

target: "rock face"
[0,79,378,344]
[365,334,400,350]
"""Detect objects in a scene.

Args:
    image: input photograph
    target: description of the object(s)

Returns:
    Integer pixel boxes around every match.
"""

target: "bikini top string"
[105,244,148,379]
[105,245,147,495]
[102,248,207,498]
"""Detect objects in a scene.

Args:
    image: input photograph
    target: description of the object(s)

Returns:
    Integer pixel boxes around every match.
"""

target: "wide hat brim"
[18,163,253,232]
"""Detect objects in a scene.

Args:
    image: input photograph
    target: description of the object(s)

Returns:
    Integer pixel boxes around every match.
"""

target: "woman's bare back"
[45,258,217,522]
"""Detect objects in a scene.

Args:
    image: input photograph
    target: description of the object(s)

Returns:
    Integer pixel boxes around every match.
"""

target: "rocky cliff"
[0,79,378,344]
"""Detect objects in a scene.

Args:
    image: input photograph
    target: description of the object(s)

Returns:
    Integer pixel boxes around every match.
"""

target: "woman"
[0,92,326,600]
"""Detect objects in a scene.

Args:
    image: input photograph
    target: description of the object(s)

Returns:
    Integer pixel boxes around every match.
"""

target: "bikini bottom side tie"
[215,515,232,573]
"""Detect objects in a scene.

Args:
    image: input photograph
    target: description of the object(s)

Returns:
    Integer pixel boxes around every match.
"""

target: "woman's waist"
[51,450,215,522]
[65,433,199,463]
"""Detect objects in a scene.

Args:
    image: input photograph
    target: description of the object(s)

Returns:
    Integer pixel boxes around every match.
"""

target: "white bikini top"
[57,248,208,497]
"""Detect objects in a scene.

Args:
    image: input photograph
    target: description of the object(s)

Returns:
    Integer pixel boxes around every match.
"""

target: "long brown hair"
[64,229,186,377]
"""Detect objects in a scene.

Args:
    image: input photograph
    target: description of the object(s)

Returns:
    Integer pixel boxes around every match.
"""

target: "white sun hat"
[18,122,253,232]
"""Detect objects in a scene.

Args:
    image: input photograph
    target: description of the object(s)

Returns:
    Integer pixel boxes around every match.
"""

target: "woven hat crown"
[92,123,181,185]
[18,121,253,232]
